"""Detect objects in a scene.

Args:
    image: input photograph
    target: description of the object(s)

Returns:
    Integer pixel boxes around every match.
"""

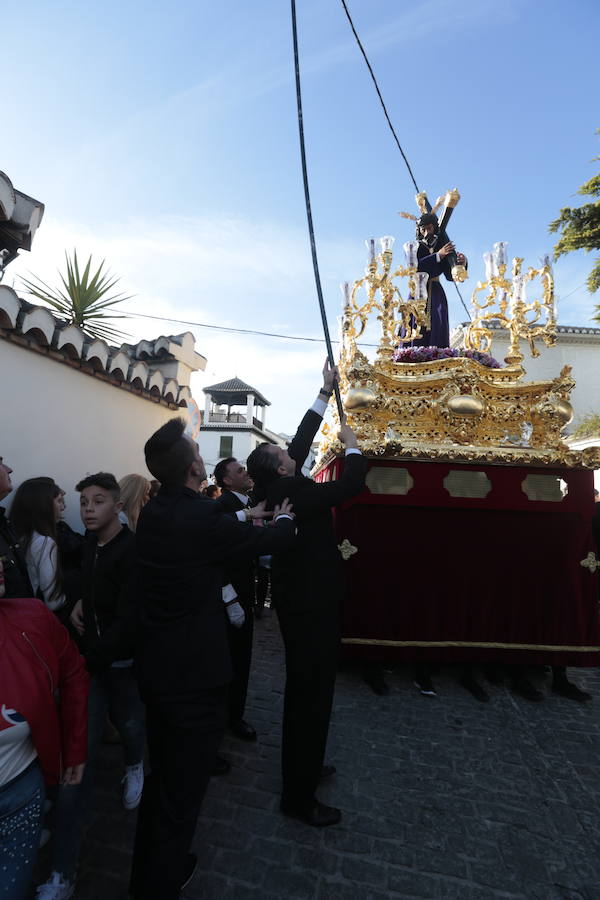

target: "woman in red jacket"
[0,560,88,900]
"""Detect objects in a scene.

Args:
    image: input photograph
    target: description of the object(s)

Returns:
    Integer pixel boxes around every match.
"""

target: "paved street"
[46,611,600,900]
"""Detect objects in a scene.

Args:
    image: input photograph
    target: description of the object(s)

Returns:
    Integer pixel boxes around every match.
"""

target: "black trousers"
[129,686,227,900]
[227,605,254,723]
[256,566,270,613]
[276,602,340,808]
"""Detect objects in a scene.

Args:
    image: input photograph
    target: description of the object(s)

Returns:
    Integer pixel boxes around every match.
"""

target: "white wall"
[0,339,184,530]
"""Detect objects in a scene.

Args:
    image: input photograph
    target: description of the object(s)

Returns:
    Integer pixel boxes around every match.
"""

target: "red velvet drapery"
[317,458,600,666]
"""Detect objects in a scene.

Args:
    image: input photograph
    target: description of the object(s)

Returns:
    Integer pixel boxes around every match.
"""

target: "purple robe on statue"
[409,243,452,348]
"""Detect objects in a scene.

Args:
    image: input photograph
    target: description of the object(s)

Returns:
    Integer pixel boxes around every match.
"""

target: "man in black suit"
[247,362,367,827]
[213,456,258,741]
[130,418,295,900]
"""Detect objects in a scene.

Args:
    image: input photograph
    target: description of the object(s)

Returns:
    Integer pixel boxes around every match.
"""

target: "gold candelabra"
[464,243,556,371]
[340,236,429,366]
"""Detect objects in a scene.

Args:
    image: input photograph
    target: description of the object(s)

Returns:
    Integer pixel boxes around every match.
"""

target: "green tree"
[20,250,132,343]
[571,413,600,440]
[549,131,600,321]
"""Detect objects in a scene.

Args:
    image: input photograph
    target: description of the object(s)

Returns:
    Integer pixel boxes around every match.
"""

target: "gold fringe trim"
[342,638,600,652]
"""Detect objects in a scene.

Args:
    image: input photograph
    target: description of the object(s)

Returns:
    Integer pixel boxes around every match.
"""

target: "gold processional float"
[314,192,600,665]
[317,189,600,474]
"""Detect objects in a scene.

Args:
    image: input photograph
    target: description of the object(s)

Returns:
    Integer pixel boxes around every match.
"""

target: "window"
[219,436,233,459]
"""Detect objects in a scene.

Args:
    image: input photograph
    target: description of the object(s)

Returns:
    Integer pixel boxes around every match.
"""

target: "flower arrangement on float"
[392,346,502,369]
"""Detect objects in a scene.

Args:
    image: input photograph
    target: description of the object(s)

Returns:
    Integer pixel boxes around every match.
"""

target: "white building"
[0,284,206,529]
[451,323,600,429]
[199,377,286,475]
[0,170,44,271]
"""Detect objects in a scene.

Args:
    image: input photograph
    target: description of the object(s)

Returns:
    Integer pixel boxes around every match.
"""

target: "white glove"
[226,601,245,628]
[222,583,237,604]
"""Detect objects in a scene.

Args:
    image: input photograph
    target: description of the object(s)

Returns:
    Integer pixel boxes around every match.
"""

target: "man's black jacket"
[266,409,367,614]
[81,525,137,673]
[0,506,33,598]
[215,490,256,611]
[134,485,295,700]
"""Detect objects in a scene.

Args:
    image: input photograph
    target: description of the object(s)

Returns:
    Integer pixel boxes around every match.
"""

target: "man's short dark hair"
[75,472,120,500]
[213,457,236,488]
[144,417,195,486]
[246,443,280,502]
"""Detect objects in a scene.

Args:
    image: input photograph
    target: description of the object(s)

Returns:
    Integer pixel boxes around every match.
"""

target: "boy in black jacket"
[38,473,145,900]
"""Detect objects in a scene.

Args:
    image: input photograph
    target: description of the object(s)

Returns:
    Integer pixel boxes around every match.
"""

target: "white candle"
[340,282,351,309]
[403,241,419,268]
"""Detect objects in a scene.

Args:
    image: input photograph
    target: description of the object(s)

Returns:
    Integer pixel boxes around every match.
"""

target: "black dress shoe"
[280,798,341,827]
[414,677,437,697]
[211,754,231,776]
[181,853,197,891]
[361,663,389,696]
[482,663,504,685]
[460,675,490,703]
[320,765,336,780]
[230,719,257,741]
[511,678,544,702]
[552,680,592,702]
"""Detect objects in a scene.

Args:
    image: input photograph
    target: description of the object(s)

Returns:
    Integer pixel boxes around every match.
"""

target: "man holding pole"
[247,361,366,827]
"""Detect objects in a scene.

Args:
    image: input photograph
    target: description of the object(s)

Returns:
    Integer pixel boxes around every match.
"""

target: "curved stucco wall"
[0,339,183,529]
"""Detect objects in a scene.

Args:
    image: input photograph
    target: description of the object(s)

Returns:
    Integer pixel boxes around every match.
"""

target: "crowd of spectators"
[0,361,367,900]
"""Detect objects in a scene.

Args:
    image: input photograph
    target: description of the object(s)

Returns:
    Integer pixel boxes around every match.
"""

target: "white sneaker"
[122,761,144,810]
[35,872,74,899]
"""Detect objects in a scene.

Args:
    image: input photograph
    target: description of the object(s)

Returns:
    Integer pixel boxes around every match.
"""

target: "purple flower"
[393,345,502,368]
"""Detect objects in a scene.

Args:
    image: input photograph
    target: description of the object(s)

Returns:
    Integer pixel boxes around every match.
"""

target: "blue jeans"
[50,667,145,878]
[0,761,45,900]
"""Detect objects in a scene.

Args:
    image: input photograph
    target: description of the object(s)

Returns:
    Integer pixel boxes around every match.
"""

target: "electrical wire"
[558,283,587,302]
[122,307,379,347]
[124,310,328,342]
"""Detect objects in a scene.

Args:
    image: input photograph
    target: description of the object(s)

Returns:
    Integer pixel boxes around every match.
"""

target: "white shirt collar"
[231,490,249,506]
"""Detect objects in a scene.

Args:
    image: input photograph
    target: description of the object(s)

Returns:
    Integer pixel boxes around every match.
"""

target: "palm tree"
[20,250,132,343]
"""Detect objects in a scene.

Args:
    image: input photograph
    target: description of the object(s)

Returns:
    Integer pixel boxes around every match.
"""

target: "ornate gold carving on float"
[580,552,599,575]
[338,538,358,561]
[316,208,600,472]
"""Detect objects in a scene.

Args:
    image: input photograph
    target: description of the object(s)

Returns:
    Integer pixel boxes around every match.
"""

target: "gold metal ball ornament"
[446,395,485,417]
[451,264,468,283]
[344,387,376,410]
[553,399,573,425]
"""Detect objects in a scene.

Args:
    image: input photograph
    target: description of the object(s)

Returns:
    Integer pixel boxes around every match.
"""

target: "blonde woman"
[118,475,151,532]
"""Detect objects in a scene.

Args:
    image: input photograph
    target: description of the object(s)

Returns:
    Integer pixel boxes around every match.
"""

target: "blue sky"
[3,0,599,431]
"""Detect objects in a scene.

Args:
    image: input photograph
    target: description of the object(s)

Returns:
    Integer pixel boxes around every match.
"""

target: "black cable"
[291,0,345,420]
[339,0,420,194]
[339,0,472,322]
[452,282,472,321]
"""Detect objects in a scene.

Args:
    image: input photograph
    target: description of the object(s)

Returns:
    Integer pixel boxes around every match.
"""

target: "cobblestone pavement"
[47,611,600,900]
